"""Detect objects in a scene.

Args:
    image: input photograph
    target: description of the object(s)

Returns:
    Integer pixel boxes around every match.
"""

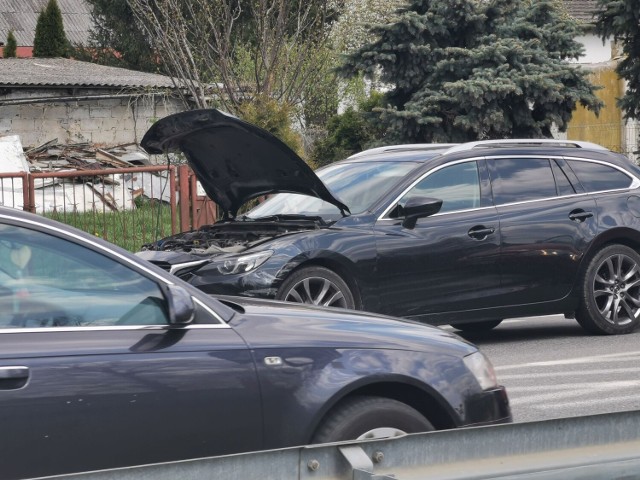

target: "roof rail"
[444,139,609,154]
[348,143,457,159]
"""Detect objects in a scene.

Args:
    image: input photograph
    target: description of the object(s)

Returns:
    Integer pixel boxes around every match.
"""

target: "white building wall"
[0,90,183,148]
[574,34,613,64]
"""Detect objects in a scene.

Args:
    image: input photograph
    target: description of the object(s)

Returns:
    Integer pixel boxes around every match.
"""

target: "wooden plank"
[86,183,119,212]
[95,149,135,168]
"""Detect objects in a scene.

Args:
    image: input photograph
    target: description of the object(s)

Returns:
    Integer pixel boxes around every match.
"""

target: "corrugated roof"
[0,0,92,46]
[562,0,599,23]
[0,58,176,88]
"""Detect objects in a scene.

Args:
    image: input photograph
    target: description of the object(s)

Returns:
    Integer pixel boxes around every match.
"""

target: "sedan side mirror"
[165,284,196,325]
[401,197,443,229]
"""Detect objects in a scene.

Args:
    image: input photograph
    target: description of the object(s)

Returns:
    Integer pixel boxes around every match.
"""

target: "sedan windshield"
[247,161,420,220]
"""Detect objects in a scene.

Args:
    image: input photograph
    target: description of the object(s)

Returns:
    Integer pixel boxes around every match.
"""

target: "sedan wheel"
[277,266,355,309]
[312,396,434,444]
[576,245,640,335]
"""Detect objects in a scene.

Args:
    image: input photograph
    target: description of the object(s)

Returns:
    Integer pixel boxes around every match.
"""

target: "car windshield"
[247,161,420,220]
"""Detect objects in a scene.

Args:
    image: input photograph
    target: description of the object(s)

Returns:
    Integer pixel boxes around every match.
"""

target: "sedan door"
[0,220,261,479]
[374,159,502,321]
[487,157,597,305]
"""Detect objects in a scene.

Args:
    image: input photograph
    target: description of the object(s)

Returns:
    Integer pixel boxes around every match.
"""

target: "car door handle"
[468,225,496,240]
[0,366,29,380]
[569,209,594,222]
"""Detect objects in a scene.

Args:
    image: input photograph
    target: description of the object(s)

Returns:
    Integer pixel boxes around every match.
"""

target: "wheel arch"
[587,228,640,255]
[278,254,364,309]
[306,379,459,443]
[576,228,640,285]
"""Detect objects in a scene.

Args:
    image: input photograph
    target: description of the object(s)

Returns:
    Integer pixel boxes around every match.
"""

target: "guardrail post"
[339,446,395,480]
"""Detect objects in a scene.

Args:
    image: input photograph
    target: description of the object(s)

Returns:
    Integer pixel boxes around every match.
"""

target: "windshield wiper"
[241,214,329,225]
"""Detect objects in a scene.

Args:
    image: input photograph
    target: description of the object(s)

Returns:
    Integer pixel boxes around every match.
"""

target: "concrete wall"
[0,89,184,147]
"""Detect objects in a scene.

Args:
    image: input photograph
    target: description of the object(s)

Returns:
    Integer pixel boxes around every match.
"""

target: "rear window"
[567,160,633,192]
[489,158,557,205]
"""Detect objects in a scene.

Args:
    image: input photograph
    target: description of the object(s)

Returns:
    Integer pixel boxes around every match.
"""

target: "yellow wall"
[567,67,624,152]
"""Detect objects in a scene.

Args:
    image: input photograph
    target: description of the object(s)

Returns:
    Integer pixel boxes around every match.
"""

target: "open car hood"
[141,109,349,218]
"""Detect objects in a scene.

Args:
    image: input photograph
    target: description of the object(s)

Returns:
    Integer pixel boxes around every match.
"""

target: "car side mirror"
[165,284,196,325]
[401,197,443,229]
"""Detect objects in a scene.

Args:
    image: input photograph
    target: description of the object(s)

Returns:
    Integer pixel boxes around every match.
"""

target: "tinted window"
[490,158,556,205]
[551,160,576,196]
[399,161,480,214]
[0,224,169,328]
[567,160,632,192]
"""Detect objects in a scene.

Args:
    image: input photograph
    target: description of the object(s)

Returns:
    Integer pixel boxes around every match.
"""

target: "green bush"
[310,91,387,167]
[238,96,304,158]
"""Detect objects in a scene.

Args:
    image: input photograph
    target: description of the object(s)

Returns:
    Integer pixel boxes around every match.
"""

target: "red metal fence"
[0,165,217,251]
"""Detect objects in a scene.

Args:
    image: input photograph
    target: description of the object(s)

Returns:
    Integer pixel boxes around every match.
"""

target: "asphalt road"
[445,315,640,423]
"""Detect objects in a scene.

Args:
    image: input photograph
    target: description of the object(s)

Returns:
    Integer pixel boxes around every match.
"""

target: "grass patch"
[44,202,176,252]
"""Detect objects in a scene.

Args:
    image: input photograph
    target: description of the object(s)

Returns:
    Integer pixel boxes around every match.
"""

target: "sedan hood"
[141,109,349,218]
[217,295,476,355]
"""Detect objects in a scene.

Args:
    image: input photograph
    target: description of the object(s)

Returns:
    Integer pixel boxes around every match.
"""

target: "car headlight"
[463,351,498,390]
[214,250,274,275]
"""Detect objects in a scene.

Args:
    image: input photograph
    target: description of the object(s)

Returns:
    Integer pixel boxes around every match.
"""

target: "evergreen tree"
[595,0,640,128]
[341,0,602,143]
[3,30,17,57]
[76,0,159,73]
[33,0,69,57]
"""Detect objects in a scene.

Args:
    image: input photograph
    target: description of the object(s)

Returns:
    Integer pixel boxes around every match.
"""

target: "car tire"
[277,266,356,309]
[312,396,434,443]
[575,244,640,335]
[450,319,503,331]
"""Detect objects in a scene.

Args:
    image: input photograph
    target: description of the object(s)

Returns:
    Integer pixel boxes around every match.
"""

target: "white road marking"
[496,350,640,370]
[535,395,640,409]
[498,367,640,379]
[507,381,640,406]
[495,350,640,411]
[506,380,640,392]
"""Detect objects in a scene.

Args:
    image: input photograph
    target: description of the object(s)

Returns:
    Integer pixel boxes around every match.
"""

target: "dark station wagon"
[139,109,640,336]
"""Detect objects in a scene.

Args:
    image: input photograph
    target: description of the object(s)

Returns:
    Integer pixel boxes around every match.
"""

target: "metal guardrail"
[43,410,640,480]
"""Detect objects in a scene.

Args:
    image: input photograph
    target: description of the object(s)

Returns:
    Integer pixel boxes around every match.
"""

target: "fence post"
[168,166,177,235]
[177,165,191,233]
[189,171,200,229]
[27,173,35,213]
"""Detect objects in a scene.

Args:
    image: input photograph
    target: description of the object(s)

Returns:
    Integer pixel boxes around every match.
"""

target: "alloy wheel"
[592,253,640,326]
[283,276,348,308]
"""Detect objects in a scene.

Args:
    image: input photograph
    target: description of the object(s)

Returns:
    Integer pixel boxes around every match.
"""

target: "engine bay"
[141,217,326,255]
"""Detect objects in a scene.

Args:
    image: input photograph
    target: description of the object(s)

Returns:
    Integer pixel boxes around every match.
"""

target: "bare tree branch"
[126,0,337,115]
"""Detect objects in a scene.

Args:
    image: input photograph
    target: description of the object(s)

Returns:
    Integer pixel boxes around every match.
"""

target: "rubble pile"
[26,139,151,171]
[0,135,171,213]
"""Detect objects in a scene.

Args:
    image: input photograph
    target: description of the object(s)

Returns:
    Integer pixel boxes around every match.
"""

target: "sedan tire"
[312,396,434,443]
[576,244,640,335]
[277,266,355,309]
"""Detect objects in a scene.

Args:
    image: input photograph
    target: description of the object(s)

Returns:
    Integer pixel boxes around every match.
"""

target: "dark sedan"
[0,206,510,479]
[139,109,640,335]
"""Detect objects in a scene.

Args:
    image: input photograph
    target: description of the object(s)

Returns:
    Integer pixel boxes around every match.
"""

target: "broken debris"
[0,137,171,212]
